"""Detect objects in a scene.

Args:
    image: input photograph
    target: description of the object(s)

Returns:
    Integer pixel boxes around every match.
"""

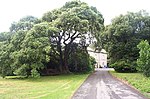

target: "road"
[72,68,148,99]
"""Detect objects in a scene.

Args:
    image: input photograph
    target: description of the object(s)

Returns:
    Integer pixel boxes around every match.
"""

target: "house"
[87,47,107,68]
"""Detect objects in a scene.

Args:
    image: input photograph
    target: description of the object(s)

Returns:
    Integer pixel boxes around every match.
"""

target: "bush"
[110,60,137,73]
[68,50,95,72]
[89,56,96,71]
[31,69,40,78]
[137,40,150,77]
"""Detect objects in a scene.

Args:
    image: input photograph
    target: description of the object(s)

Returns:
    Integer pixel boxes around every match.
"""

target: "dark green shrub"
[110,60,136,73]
[68,50,95,72]
[89,56,96,71]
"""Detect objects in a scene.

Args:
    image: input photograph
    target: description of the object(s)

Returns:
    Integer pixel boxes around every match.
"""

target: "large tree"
[42,0,104,73]
[0,1,104,77]
[0,16,42,78]
[10,23,51,77]
[102,10,150,72]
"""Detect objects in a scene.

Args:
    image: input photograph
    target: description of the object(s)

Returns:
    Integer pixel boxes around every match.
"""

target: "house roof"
[101,49,107,53]
[87,47,107,54]
[87,47,94,51]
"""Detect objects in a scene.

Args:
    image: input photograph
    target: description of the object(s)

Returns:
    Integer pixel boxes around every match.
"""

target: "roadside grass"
[0,73,89,99]
[110,71,150,98]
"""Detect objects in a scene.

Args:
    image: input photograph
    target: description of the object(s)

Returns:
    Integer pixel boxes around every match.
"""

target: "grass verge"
[0,73,89,99]
[110,71,150,98]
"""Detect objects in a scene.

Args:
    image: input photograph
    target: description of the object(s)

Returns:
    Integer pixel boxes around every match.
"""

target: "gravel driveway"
[72,68,148,99]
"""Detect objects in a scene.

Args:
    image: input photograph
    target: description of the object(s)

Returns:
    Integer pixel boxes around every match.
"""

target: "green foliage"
[110,60,136,72]
[137,40,150,77]
[4,16,43,78]
[10,23,51,77]
[10,16,39,32]
[0,42,12,78]
[0,32,12,42]
[102,10,150,72]
[89,56,96,71]
[42,0,104,73]
[68,43,96,72]
[0,17,50,78]
[0,0,103,77]
[0,32,13,78]
[68,48,91,72]
[31,69,40,78]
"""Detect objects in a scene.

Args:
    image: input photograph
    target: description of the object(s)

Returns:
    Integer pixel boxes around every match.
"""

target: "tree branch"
[71,31,77,39]
[63,32,70,45]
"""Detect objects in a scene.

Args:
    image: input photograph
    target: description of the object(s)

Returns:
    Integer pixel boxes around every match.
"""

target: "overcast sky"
[0,0,150,32]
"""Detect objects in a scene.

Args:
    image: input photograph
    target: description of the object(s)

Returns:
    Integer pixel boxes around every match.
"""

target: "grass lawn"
[110,71,150,98]
[0,73,89,99]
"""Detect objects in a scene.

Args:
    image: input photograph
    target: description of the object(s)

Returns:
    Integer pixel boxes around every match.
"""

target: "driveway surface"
[72,68,148,99]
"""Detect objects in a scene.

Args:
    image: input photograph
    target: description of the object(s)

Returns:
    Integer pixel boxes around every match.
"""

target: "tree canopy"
[10,23,51,77]
[0,0,102,77]
[2,1,150,78]
[10,16,39,32]
[42,0,104,73]
[102,11,150,72]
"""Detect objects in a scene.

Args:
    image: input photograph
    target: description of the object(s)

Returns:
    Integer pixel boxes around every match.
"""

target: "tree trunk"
[63,55,70,73]
[74,53,78,71]
[63,46,70,73]
[58,42,63,73]
[74,59,78,71]
[58,43,70,73]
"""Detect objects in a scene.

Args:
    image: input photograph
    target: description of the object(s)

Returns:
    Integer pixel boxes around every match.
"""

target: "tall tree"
[10,23,51,77]
[0,16,42,78]
[137,40,150,77]
[0,1,104,77]
[42,0,104,73]
[102,10,150,72]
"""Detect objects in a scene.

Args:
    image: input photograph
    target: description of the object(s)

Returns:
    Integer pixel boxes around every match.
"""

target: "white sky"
[0,0,150,32]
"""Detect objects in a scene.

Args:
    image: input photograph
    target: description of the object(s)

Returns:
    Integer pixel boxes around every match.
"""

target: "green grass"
[0,73,89,99]
[110,71,150,98]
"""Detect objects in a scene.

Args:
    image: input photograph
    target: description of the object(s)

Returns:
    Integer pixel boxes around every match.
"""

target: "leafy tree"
[102,10,150,72]
[10,16,39,32]
[137,40,150,77]
[10,23,51,77]
[0,32,13,78]
[68,42,95,72]
[0,32,12,42]
[0,42,12,78]
[42,0,104,73]
[0,16,48,78]
[0,1,104,77]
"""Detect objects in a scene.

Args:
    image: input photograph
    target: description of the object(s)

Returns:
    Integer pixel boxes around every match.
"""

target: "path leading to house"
[72,68,148,99]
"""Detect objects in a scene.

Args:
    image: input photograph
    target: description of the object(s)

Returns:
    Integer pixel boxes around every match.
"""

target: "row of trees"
[1,1,150,77]
[102,10,150,76]
[0,1,102,78]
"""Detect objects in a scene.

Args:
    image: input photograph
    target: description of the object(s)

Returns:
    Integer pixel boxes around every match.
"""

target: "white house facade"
[87,47,107,68]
